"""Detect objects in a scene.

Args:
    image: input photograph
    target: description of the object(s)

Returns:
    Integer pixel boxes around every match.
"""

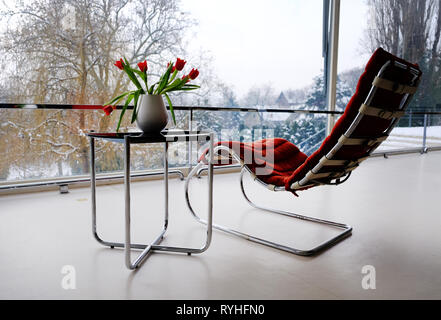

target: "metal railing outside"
[0,103,440,191]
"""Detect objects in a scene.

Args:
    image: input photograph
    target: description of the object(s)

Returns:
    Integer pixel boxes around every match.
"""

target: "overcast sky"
[181,0,370,96]
[1,0,370,97]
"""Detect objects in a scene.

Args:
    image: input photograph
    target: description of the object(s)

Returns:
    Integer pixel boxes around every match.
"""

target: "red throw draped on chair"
[199,138,308,187]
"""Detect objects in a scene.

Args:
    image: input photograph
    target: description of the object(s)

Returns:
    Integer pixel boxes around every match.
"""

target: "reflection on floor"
[0,152,441,299]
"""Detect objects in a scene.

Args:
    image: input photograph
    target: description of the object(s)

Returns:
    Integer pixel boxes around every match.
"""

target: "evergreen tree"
[305,75,353,111]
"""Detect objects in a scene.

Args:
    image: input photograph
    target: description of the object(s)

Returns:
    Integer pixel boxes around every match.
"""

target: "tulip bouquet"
[103,57,200,131]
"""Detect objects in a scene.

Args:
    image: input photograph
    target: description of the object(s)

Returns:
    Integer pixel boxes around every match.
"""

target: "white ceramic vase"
[135,94,169,133]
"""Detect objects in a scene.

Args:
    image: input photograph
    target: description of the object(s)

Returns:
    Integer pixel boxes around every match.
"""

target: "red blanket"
[199,138,308,189]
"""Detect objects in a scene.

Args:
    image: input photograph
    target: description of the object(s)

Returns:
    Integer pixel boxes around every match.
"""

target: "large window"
[3,1,439,185]
[0,0,325,108]
[180,0,324,108]
[0,0,327,183]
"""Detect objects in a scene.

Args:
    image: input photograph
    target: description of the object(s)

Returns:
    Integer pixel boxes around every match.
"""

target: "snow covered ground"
[377,126,441,151]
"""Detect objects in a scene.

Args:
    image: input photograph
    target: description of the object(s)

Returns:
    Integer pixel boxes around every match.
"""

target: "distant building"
[274,91,305,108]
[275,92,290,107]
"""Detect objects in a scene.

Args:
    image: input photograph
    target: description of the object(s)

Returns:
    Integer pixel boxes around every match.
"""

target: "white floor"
[1,152,441,299]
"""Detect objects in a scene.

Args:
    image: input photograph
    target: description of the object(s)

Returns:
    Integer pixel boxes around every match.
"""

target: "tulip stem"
[168,69,178,84]
[144,76,148,94]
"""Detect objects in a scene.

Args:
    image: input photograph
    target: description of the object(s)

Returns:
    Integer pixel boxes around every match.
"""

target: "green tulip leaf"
[156,62,174,94]
[116,93,134,132]
[161,78,185,94]
[131,90,141,124]
[122,57,143,91]
[133,69,146,82]
[168,69,178,84]
[164,93,176,126]
[104,91,129,106]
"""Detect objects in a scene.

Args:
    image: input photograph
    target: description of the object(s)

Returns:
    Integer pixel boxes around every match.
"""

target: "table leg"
[91,133,214,270]
[90,137,97,240]
[123,136,166,269]
[91,137,130,249]
[164,142,169,230]
[90,136,164,251]
[151,133,213,254]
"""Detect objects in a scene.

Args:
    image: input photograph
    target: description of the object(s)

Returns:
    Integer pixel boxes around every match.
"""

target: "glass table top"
[86,129,211,143]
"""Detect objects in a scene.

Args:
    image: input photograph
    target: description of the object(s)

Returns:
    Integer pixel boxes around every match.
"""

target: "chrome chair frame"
[186,60,421,256]
[186,147,352,256]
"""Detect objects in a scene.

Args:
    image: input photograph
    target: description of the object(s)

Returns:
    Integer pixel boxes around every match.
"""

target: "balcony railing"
[1,103,440,192]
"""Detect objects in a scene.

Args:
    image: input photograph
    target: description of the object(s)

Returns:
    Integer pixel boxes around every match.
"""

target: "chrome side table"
[87,130,214,270]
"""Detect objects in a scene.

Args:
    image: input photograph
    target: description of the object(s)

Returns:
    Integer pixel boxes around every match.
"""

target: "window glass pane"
[0,108,189,183]
[181,0,324,108]
[0,0,194,106]
[0,0,326,184]
[338,0,441,151]
[193,110,327,157]
[0,0,324,108]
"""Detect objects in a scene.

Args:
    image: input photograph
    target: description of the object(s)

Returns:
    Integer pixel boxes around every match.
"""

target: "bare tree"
[241,84,276,107]
[284,88,309,105]
[364,0,441,113]
[0,0,195,179]
[216,82,239,107]
[365,0,436,60]
[1,0,193,104]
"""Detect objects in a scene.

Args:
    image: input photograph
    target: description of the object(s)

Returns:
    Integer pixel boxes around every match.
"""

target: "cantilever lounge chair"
[185,48,422,256]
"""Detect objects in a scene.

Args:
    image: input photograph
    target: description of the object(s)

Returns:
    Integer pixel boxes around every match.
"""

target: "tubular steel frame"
[185,146,352,256]
[185,60,421,257]
[90,132,214,270]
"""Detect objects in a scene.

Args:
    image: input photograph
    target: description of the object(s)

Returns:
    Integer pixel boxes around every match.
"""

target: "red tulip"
[188,68,199,80]
[181,74,189,83]
[175,58,186,71]
[114,58,124,70]
[137,60,148,72]
[167,62,176,73]
[103,105,114,116]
